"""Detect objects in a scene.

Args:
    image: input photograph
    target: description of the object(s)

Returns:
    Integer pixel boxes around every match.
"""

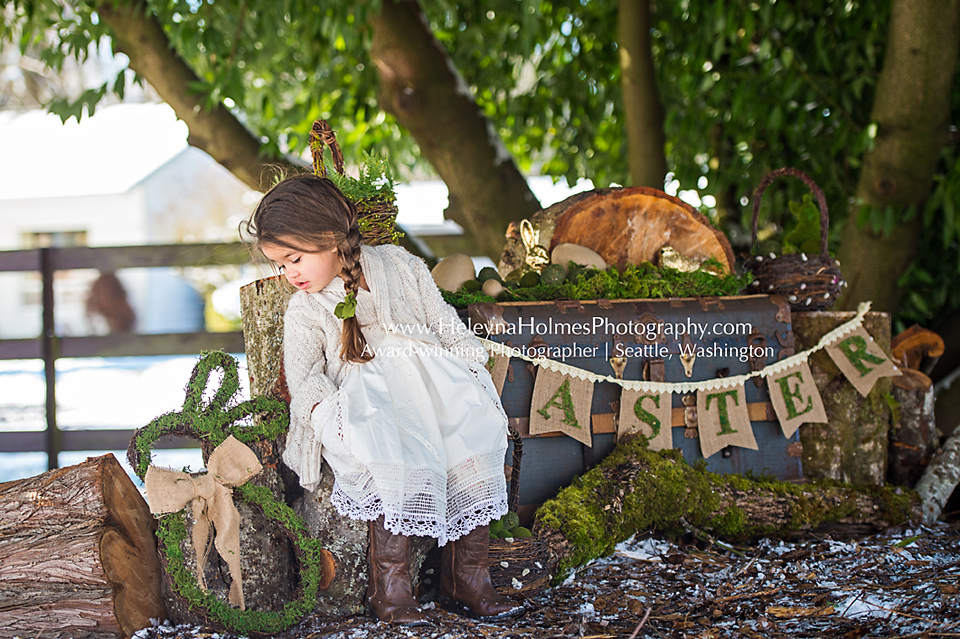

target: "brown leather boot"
[366,517,428,626]
[440,524,523,619]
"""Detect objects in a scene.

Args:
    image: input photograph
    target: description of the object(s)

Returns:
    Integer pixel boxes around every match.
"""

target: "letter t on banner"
[825,326,900,397]
[767,361,828,437]
[696,385,758,459]
[618,390,673,450]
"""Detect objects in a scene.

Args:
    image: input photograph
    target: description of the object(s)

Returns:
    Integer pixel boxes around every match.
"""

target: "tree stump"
[240,275,396,618]
[0,454,166,639]
[794,311,893,484]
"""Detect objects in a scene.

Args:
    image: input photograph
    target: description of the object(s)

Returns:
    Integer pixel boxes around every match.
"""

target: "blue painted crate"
[470,294,800,520]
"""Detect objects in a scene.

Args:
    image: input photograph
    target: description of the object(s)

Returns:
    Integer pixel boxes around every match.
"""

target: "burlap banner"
[825,325,900,397]
[618,390,673,451]
[696,385,758,459]
[767,361,828,437]
[529,366,594,447]
[486,352,511,395]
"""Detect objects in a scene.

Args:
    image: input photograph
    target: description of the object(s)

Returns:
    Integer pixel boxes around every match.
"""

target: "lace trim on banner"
[480,301,879,393]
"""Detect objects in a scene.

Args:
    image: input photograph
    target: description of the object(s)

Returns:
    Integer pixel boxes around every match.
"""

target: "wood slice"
[550,187,734,272]
[0,454,166,639]
[499,187,734,277]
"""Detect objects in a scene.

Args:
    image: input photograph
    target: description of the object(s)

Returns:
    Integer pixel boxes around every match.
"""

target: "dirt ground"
[128,521,960,639]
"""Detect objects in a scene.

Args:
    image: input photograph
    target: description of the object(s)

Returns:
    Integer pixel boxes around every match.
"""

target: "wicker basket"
[745,167,844,311]
[309,120,402,246]
[486,424,553,596]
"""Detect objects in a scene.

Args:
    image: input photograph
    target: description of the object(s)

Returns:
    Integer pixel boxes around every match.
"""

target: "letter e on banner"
[825,326,900,397]
[696,385,757,459]
[618,390,673,450]
[529,367,594,447]
[767,361,827,437]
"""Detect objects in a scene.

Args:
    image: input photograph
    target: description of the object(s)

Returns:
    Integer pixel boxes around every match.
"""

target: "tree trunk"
[95,0,295,192]
[793,311,893,485]
[0,454,166,639]
[370,0,542,259]
[533,438,920,580]
[618,0,667,188]
[837,0,960,313]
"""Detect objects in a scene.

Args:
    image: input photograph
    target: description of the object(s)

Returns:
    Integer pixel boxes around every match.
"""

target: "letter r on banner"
[825,326,900,397]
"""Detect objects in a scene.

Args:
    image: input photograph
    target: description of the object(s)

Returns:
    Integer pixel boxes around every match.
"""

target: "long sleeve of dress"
[408,251,489,365]
[281,298,340,491]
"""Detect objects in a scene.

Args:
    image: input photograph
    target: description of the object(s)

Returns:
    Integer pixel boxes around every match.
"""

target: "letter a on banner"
[529,367,594,447]
[486,352,511,395]
[696,385,757,459]
[825,326,900,397]
[767,361,827,437]
[618,389,673,450]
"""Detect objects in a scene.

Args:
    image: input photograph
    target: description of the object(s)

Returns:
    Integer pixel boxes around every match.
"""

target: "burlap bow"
[145,435,262,609]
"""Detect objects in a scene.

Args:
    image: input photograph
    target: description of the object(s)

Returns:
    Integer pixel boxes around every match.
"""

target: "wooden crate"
[472,294,800,521]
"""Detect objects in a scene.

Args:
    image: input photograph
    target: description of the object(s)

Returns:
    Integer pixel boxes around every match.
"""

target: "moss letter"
[775,370,814,420]
[705,390,739,435]
[835,334,886,377]
[538,378,580,429]
[633,394,662,439]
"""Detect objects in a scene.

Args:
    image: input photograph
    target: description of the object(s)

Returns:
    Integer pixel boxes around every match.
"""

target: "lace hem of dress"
[328,449,508,546]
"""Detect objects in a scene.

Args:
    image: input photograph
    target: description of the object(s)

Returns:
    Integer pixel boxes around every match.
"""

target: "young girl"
[245,174,520,625]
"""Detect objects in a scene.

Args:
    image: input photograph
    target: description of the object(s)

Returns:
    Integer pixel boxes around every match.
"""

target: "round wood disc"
[548,186,734,273]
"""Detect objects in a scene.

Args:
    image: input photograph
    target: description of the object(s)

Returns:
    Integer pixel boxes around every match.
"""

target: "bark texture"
[0,454,166,639]
[370,0,541,259]
[837,0,960,313]
[95,0,294,191]
[794,311,892,484]
[889,385,937,488]
[534,438,920,579]
[618,0,667,188]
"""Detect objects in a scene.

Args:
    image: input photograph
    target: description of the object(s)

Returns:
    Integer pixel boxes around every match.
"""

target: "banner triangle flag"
[825,325,900,397]
[486,351,511,395]
[767,361,828,437]
[529,367,594,447]
[618,389,673,451]
[696,384,758,459]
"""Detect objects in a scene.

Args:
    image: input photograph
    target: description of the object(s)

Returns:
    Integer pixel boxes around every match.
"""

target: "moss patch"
[535,438,919,580]
[442,261,753,309]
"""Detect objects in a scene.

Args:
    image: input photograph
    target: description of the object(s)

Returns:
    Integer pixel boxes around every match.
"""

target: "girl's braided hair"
[243,173,373,363]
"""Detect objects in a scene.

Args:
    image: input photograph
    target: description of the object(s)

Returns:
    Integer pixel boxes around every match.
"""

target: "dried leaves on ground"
[127,523,960,639]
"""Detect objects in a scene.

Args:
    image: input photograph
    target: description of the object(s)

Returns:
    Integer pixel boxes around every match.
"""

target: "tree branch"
[370,0,541,259]
[95,0,295,191]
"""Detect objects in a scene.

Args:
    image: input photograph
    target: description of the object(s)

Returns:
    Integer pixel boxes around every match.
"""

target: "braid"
[338,222,373,363]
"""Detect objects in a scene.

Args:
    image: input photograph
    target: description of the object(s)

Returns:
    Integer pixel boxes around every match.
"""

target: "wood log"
[889,384,937,488]
[498,187,735,276]
[793,311,893,485]
[533,438,921,579]
[0,454,166,639]
[915,421,960,524]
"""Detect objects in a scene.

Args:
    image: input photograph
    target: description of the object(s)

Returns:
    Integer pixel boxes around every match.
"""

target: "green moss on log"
[534,438,919,580]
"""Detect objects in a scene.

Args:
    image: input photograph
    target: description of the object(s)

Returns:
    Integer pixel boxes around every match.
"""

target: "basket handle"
[309,119,345,178]
[750,167,830,261]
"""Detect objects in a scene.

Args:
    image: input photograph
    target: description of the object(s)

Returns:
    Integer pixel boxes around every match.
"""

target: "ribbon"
[145,436,262,609]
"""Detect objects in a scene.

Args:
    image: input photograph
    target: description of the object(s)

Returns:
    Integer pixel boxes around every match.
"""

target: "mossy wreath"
[127,351,332,635]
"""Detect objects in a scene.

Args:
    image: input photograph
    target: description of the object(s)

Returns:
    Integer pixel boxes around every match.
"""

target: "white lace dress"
[310,286,509,546]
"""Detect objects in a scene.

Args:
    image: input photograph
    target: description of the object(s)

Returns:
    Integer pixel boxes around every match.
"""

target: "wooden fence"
[0,243,252,470]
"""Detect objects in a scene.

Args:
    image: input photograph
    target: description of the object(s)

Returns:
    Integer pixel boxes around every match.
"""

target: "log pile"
[0,454,166,639]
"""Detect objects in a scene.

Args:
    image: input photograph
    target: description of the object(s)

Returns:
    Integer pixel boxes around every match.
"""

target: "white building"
[0,103,257,339]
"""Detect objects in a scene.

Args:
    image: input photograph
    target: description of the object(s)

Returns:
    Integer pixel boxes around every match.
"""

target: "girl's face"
[262,237,343,294]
